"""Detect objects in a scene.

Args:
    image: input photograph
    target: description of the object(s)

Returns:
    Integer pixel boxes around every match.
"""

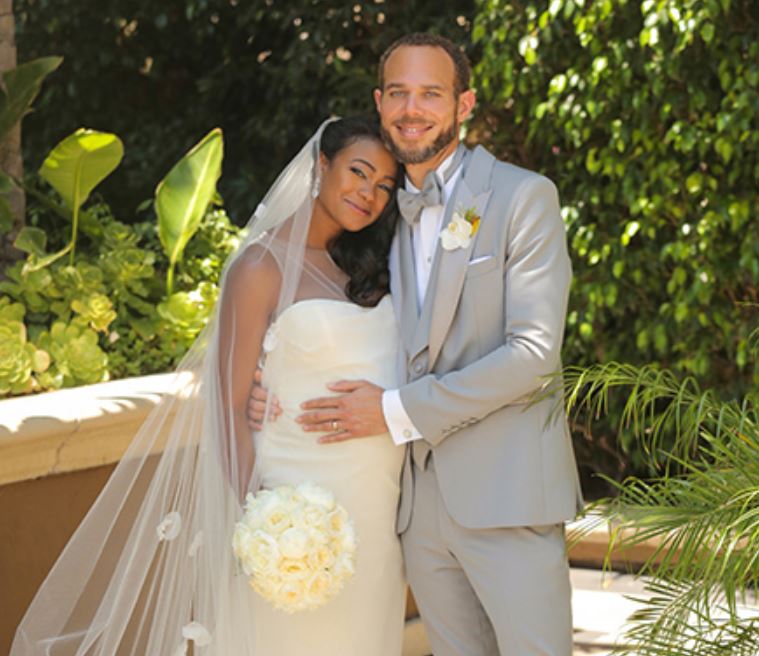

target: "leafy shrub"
[473,0,759,489]
[0,199,240,394]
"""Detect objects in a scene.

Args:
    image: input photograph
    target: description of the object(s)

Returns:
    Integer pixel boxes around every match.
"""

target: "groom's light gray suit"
[388,145,583,655]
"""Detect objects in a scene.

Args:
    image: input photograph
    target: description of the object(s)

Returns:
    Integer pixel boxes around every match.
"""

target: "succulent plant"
[38,321,109,387]
[157,281,219,343]
[71,292,117,332]
[0,304,51,396]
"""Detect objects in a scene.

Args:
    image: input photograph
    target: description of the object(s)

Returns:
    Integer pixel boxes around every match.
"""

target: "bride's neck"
[308,201,342,248]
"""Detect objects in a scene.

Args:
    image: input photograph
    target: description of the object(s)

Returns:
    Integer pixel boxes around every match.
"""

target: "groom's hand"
[297,380,388,444]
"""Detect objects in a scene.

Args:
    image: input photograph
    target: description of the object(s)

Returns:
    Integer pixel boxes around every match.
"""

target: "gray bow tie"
[397,145,468,226]
[397,172,443,225]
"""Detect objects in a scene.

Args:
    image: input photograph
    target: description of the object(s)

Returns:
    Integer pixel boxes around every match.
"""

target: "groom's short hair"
[378,33,471,98]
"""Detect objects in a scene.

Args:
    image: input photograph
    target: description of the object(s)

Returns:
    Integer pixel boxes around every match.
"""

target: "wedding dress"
[250,294,405,654]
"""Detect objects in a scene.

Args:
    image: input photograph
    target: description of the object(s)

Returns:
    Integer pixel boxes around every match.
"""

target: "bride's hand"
[297,380,389,443]
[246,368,282,431]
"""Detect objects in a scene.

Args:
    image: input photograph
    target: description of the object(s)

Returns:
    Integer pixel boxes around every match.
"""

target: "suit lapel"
[389,221,420,356]
[416,146,496,368]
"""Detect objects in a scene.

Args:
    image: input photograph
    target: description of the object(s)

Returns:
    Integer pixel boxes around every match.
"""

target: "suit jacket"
[390,145,583,532]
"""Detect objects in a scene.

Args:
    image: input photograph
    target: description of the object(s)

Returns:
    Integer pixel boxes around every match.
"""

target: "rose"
[306,571,334,603]
[278,527,310,559]
[279,557,311,580]
[327,506,349,533]
[307,544,336,570]
[278,581,306,611]
[332,553,355,579]
[234,529,281,575]
[440,213,475,250]
[298,482,336,511]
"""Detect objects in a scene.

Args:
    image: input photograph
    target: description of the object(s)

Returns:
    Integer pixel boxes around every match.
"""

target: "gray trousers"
[401,458,573,655]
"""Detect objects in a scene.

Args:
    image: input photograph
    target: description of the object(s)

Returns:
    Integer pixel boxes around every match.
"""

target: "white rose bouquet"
[232,482,357,613]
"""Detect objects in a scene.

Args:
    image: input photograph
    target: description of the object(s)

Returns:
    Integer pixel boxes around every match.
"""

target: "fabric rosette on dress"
[232,482,357,613]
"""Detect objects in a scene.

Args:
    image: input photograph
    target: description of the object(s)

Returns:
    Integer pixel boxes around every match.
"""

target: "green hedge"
[473,0,759,489]
[15,0,473,223]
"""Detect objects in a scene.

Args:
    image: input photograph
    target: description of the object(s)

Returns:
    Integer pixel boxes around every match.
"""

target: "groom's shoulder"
[471,145,556,195]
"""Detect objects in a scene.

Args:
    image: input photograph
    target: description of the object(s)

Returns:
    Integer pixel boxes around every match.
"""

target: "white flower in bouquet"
[232,482,357,613]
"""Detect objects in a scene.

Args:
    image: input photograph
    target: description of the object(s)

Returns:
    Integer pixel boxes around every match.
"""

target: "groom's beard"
[381,117,458,165]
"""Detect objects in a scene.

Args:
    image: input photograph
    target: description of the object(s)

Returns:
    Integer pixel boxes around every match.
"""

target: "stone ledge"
[0,373,180,485]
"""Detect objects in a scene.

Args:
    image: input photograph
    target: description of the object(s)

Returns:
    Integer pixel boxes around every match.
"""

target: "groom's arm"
[398,175,571,446]
[299,175,570,445]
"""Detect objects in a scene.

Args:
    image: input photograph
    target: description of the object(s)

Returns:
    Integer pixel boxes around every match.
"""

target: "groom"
[261,34,582,655]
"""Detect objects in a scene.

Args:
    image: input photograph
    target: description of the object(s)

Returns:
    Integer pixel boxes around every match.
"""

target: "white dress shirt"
[382,151,463,445]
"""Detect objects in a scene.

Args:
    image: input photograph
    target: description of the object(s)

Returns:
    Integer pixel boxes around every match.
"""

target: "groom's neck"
[405,140,459,188]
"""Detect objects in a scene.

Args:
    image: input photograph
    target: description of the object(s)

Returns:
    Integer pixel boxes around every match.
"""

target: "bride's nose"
[357,181,375,204]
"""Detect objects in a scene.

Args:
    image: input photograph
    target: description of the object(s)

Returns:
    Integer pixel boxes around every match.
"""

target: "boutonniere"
[439,206,481,251]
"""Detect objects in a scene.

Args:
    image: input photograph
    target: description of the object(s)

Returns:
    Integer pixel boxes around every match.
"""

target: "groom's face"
[374,45,474,166]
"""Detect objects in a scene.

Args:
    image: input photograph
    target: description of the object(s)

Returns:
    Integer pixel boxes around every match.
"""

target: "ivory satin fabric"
[252,296,406,655]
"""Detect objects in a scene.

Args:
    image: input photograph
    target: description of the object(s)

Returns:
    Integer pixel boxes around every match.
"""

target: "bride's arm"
[217,249,280,497]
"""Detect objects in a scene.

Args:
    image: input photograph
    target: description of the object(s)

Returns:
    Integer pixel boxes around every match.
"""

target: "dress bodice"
[260,295,399,418]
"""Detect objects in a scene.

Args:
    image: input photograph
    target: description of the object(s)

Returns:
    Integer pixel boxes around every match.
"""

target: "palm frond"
[562,362,755,471]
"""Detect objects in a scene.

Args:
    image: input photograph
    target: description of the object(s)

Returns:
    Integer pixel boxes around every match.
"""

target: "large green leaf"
[39,129,123,211]
[0,56,63,141]
[155,128,223,294]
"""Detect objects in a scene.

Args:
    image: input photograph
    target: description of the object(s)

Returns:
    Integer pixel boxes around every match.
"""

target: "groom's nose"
[402,93,425,117]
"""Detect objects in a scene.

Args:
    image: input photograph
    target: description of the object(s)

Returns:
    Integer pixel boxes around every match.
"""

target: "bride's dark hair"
[321,115,401,307]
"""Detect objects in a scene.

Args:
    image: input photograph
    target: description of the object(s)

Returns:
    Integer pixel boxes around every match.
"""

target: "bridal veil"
[10,117,372,655]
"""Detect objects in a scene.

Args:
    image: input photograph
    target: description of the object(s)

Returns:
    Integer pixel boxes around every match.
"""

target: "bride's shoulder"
[223,244,283,310]
[227,244,282,283]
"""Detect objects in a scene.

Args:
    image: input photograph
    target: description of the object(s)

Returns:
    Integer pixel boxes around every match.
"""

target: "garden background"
[1,1,757,653]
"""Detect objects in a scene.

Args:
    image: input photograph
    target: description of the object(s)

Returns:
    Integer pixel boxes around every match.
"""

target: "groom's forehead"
[381,46,456,89]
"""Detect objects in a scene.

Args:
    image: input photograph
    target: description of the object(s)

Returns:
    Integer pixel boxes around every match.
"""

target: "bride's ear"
[318,152,329,174]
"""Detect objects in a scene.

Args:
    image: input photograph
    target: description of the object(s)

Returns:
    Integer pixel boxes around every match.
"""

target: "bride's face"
[316,138,398,233]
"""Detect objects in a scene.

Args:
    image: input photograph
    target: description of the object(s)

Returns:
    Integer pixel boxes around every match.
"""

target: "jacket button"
[413,362,424,374]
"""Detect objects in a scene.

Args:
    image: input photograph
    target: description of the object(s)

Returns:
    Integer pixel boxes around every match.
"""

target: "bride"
[11,116,406,655]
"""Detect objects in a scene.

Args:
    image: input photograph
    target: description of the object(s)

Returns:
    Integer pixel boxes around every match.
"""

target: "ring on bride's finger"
[332,420,338,431]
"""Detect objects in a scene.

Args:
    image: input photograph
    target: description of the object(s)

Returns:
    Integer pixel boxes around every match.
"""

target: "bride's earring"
[311,175,321,199]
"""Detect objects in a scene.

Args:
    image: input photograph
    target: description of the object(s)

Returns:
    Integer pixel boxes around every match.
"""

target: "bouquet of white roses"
[232,482,357,613]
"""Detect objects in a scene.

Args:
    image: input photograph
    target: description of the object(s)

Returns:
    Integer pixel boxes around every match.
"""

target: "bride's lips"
[344,198,370,216]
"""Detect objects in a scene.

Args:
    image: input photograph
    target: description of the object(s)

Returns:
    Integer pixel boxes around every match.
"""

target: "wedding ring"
[332,420,338,431]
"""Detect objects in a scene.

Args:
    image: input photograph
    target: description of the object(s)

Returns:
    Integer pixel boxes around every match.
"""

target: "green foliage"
[14,0,474,222]
[0,298,50,395]
[20,129,124,268]
[155,128,223,294]
[473,0,759,488]
[0,56,62,234]
[0,56,62,140]
[563,346,759,654]
[37,321,109,387]
[0,196,240,396]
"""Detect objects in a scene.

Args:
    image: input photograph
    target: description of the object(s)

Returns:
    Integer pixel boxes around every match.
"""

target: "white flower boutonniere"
[440,206,482,251]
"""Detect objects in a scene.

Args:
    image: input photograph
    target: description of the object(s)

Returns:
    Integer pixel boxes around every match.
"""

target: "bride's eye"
[378,184,394,195]
[350,166,367,179]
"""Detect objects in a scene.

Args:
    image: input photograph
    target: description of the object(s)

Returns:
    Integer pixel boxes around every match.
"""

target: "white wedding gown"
[250,295,406,655]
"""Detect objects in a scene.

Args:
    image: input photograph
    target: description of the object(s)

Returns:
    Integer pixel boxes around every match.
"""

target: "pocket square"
[468,254,495,266]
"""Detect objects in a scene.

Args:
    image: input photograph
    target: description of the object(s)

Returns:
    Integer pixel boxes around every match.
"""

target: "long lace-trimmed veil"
[11,118,349,655]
